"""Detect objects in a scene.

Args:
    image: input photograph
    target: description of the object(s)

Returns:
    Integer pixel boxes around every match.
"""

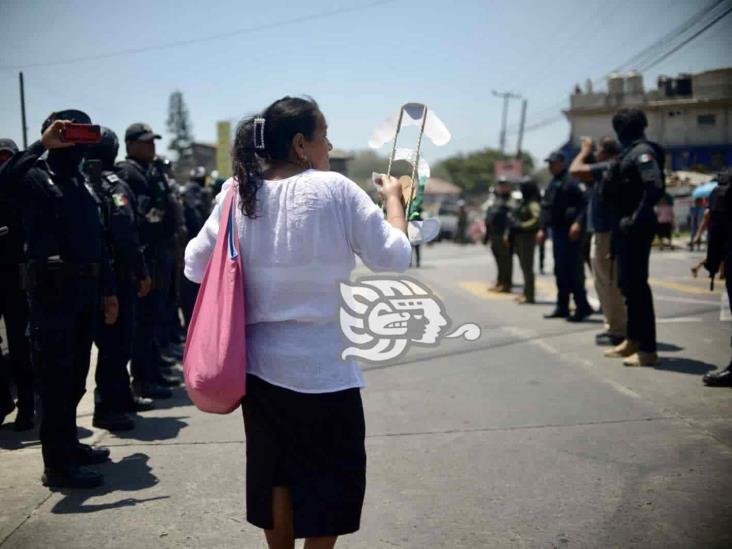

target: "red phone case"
[63,124,102,144]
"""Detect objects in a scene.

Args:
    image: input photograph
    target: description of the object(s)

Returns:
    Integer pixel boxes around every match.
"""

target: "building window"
[698,114,716,126]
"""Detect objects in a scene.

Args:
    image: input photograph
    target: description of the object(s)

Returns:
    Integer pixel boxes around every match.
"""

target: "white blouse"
[184,170,412,393]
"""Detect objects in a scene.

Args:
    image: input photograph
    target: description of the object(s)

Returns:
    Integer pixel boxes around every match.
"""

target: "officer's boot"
[604,339,639,359]
[703,362,732,387]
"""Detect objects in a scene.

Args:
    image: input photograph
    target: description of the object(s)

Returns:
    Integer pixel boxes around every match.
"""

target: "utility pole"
[492,90,521,155]
[516,99,528,159]
[19,72,28,148]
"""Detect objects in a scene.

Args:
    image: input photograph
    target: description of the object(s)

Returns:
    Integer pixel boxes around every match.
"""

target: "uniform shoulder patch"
[112,193,129,207]
[638,153,653,164]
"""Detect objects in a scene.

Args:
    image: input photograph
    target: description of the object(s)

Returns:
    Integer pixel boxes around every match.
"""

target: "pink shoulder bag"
[183,183,247,414]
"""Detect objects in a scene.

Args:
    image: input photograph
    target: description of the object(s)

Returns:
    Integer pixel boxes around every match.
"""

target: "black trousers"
[180,277,199,331]
[0,266,34,413]
[616,228,657,353]
[132,247,172,384]
[552,228,590,314]
[94,277,135,414]
[29,281,98,470]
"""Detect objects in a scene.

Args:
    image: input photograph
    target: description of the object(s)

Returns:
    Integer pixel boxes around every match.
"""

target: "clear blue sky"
[1,0,730,167]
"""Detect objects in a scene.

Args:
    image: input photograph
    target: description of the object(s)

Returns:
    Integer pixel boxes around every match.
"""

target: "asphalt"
[1,240,730,548]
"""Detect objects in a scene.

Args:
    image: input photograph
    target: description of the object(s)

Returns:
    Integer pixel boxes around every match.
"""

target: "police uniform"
[2,110,115,487]
[540,158,592,318]
[0,139,35,430]
[702,172,732,385]
[116,129,178,398]
[180,177,211,327]
[605,139,665,355]
[484,192,513,291]
[509,180,540,303]
[86,143,151,429]
[154,160,187,351]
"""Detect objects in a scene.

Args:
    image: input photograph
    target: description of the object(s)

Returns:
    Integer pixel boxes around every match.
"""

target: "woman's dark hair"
[612,108,647,143]
[232,96,320,218]
[599,136,620,158]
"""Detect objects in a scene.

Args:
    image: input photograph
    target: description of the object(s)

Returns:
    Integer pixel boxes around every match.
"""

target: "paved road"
[1,242,730,548]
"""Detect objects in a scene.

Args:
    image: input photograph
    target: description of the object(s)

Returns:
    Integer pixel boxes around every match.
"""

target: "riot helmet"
[85,126,119,169]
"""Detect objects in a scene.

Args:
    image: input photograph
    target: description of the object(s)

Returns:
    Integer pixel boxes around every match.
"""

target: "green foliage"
[166,91,194,161]
[434,149,535,196]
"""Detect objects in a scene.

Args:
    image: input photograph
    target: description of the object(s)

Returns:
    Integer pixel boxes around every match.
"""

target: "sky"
[1,0,731,168]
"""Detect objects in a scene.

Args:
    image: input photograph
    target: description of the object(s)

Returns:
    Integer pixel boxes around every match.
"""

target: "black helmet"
[519,176,539,199]
[85,126,119,167]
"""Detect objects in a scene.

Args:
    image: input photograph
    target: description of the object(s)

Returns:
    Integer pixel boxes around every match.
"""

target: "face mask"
[48,148,85,175]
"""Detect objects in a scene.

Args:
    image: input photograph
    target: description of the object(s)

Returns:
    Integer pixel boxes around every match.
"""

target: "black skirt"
[241,374,366,539]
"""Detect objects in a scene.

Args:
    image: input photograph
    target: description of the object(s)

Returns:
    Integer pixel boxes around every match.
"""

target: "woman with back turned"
[184,96,411,549]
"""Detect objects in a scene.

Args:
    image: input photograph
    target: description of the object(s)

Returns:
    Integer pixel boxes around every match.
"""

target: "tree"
[166,91,194,162]
[434,149,535,197]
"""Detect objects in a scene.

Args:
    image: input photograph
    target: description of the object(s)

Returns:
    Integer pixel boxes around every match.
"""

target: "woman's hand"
[376,174,407,235]
[375,174,403,202]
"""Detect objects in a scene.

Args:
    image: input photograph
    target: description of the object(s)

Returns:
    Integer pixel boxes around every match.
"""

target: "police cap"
[125,122,161,142]
[0,138,19,154]
[544,151,565,163]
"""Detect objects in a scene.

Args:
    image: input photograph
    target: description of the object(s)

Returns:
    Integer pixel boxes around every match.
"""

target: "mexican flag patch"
[112,193,129,207]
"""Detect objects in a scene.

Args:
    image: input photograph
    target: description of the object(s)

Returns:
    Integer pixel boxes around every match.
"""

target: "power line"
[637,3,732,72]
[506,0,732,137]
[0,0,394,71]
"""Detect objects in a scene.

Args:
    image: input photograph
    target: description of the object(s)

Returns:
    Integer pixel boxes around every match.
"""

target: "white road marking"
[657,317,703,324]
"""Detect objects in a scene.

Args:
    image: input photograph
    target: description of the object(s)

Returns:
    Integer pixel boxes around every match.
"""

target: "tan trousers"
[513,232,536,301]
[591,231,627,337]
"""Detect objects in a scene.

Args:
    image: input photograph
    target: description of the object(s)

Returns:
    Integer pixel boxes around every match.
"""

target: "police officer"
[701,170,732,386]
[484,177,513,293]
[0,139,35,431]
[0,126,78,430]
[601,109,665,367]
[1,110,118,488]
[84,128,155,432]
[154,156,188,353]
[116,124,178,399]
[508,176,541,304]
[537,151,593,321]
[180,166,212,328]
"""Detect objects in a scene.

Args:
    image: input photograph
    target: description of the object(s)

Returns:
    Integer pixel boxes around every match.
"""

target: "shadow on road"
[654,357,717,375]
[111,415,188,442]
[657,342,684,352]
[50,452,168,514]
[142,386,192,411]
[0,424,40,450]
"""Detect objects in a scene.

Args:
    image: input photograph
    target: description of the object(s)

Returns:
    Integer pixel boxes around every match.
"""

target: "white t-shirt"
[184,170,412,393]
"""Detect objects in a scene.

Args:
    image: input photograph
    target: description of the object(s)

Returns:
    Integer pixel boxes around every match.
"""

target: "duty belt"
[20,261,101,291]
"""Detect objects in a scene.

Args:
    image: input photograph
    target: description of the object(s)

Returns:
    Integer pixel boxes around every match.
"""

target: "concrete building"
[563,68,732,171]
[329,149,352,177]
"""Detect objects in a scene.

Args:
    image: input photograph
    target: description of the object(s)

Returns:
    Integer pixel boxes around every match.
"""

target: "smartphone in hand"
[62,123,102,144]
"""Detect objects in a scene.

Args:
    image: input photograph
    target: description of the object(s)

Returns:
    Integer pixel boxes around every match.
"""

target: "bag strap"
[220,182,241,257]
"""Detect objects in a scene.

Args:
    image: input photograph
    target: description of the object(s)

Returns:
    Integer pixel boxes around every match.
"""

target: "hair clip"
[253,117,266,150]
